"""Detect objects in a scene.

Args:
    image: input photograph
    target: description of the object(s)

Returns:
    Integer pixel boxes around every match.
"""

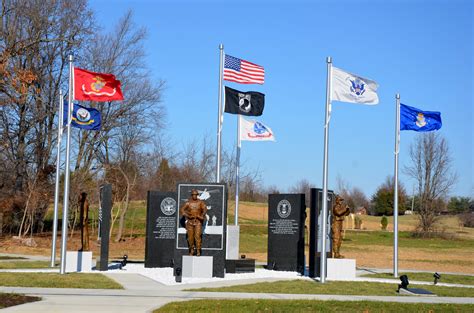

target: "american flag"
[223,55,265,85]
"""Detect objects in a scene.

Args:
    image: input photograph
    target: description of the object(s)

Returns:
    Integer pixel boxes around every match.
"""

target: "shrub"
[380,216,388,230]
[458,212,474,228]
[354,216,362,229]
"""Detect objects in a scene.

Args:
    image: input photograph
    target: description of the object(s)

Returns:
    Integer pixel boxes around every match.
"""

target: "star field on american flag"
[223,54,265,85]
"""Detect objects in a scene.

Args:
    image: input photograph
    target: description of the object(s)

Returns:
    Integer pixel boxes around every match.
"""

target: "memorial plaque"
[173,183,227,278]
[267,194,305,274]
[309,188,334,278]
[145,191,177,268]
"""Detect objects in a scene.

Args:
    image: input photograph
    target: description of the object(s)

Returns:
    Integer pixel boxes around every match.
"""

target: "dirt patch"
[229,201,268,222]
[224,248,474,274]
[342,245,474,274]
[0,234,146,260]
[0,293,41,309]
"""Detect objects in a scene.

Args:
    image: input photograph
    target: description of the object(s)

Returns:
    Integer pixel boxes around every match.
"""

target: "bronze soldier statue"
[78,192,90,251]
[179,189,207,256]
[331,195,350,258]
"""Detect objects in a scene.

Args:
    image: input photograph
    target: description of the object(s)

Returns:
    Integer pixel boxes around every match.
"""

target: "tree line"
[290,132,470,233]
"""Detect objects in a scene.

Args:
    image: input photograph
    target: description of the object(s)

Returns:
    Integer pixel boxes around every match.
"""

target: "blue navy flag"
[400,103,442,132]
[63,102,101,130]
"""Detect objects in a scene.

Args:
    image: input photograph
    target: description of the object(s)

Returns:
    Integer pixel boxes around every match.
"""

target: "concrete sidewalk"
[0,253,50,262]
[1,272,474,313]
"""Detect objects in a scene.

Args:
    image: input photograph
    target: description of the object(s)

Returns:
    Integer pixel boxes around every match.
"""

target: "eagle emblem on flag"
[74,67,124,101]
[91,76,106,92]
[350,79,366,96]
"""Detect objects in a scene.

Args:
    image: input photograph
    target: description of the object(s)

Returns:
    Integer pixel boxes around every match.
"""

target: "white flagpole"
[235,115,241,225]
[60,55,74,274]
[393,93,401,277]
[320,56,332,283]
[216,44,224,183]
[50,90,64,267]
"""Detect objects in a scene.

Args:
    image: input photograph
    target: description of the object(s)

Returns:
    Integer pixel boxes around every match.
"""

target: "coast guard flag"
[331,67,379,105]
[223,55,265,85]
[400,103,442,132]
[74,67,124,101]
[225,86,265,116]
[63,102,102,130]
[240,116,275,141]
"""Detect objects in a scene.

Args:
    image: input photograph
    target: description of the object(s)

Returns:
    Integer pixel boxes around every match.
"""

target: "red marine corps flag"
[74,68,124,101]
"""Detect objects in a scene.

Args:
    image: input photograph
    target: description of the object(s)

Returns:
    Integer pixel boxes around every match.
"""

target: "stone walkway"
[1,272,474,313]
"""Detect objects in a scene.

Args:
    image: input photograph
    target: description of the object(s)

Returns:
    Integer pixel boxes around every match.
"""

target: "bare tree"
[73,10,165,173]
[347,187,369,211]
[336,176,369,209]
[290,179,315,207]
[266,185,281,195]
[405,132,457,232]
[0,0,93,234]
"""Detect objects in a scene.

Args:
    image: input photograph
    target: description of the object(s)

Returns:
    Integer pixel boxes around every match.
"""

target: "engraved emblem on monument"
[277,199,291,218]
[160,197,177,216]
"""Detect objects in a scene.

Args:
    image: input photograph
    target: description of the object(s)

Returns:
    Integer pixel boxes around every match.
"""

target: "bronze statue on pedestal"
[78,192,90,251]
[331,195,350,258]
[179,189,207,256]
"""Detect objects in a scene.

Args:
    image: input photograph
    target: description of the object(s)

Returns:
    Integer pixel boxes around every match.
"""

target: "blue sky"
[94,0,473,198]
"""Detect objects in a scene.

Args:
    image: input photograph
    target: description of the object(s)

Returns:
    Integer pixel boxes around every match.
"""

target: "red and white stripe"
[224,60,265,85]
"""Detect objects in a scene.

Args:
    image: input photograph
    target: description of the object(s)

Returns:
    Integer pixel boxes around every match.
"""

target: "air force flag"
[63,102,102,130]
[331,67,379,105]
[240,116,275,141]
[400,103,442,132]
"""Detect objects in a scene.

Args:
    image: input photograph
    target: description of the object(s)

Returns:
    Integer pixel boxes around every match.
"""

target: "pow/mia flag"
[224,86,265,116]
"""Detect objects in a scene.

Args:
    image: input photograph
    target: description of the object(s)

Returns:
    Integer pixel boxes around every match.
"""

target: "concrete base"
[65,251,92,273]
[182,255,213,278]
[226,225,240,260]
[327,258,356,280]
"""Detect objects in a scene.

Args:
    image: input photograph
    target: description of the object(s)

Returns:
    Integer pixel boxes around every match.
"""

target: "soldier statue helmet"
[179,189,208,256]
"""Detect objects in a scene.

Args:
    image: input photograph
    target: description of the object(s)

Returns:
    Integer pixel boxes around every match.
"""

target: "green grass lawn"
[239,225,267,253]
[0,261,57,269]
[0,293,41,309]
[155,299,474,313]
[0,273,122,289]
[237,224,474,256]
[362,272,474,285]
[188,280,474,297]
[342,230,474,250]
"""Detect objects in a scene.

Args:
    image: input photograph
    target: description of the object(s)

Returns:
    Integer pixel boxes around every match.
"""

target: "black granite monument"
[267,194,305,274]
[309,188,334,278]
[145,191,177,268]
[97,184,112,271]
[173,183,227,278]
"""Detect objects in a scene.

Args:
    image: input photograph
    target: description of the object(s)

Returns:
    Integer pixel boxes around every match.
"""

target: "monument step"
[225,258,256,273]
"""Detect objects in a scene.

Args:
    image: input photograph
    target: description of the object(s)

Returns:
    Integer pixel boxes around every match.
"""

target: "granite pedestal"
[226,225,240,260]
[65,251,92,273]
[182,255,213,278]
[327,258,356,280]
